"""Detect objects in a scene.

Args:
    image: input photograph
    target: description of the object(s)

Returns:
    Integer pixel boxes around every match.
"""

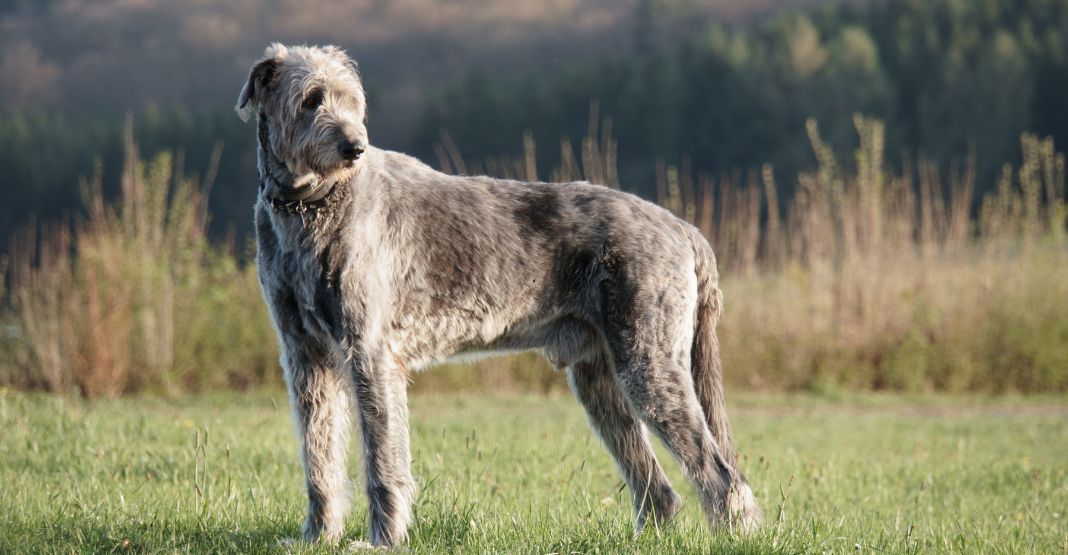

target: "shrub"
[1,117,278,396]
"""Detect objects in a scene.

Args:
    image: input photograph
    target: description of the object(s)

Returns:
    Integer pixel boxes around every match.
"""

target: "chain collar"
[260,176,348,218]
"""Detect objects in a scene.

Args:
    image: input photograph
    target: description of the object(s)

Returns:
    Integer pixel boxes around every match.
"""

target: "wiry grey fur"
[237,43,760,548]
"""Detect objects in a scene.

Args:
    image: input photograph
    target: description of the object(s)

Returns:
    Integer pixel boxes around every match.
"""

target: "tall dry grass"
[1,117,278,396]
[431,112,1068,394]
[707,118,1067,393]
[1,112,1065,396]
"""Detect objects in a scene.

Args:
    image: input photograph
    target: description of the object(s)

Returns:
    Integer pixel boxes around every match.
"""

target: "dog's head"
[237,43,368,190]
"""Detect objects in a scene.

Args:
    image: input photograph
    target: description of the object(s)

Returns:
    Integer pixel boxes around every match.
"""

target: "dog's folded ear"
[236,44,287,122]
[235,58,276,122]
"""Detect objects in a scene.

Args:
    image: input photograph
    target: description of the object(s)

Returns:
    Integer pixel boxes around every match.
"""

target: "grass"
[1,390,1065,553]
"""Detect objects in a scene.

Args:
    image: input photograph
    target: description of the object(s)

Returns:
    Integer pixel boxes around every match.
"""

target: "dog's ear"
[236,56,279,123]
[325,45,359,77]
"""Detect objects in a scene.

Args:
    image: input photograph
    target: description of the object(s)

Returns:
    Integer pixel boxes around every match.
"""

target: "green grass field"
[1,390,1065,553]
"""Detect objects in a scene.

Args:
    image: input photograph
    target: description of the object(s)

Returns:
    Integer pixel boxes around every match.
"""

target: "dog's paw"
[276,537,303,551]
[347,539,387,551]
[726,482,762,535]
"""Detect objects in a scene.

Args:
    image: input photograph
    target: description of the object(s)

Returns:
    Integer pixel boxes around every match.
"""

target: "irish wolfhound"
[237,43,760,548]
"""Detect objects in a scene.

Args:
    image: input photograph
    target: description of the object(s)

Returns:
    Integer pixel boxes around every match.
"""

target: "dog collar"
[260,175,343,216]
[260,173,354,219]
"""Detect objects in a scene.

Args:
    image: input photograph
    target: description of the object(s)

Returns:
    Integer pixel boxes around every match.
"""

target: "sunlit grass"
[1,391,1065,553]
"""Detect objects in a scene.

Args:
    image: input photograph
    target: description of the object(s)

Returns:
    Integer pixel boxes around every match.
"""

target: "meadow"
[1,114,1064,553]
[2,3,1066,552]
[1,390,1065,553]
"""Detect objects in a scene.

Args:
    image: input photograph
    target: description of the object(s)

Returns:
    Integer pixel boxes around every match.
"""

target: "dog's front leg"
[279,335,352,544]
[349,347,417,547]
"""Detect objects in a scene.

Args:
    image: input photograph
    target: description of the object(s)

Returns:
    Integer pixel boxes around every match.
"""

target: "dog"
[236,43,760,548]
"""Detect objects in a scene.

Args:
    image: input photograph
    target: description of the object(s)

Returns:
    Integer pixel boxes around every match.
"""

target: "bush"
[0,117,278,396]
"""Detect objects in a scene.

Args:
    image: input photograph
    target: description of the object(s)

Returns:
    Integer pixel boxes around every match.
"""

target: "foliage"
[0,392,1065,552]
[3,1,1068,250]
[0,107,255,255]
[0,118,277,396]
[415,0,1068,196]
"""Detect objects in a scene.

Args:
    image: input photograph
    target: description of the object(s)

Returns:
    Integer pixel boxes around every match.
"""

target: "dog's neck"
[257,112,354,218]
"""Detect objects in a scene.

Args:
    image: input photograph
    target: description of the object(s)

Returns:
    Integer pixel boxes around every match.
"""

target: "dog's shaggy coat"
[237,43,760,547]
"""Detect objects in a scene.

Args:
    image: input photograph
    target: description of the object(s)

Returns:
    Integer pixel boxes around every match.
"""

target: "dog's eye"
[302,89,324,111]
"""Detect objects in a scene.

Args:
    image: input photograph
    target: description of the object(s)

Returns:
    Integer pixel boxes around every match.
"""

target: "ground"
[0,390,1065,553]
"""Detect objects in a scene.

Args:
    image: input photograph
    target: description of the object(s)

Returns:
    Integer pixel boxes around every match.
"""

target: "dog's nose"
[338,140,365,161]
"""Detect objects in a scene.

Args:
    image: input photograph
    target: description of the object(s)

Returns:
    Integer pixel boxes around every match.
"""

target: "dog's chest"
[258,214,350,341]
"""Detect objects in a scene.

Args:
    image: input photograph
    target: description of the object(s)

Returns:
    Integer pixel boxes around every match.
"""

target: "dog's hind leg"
[349,348,416,547]
[601,277,756,534]
[607,339,757,534]
[280,336,353,544]
[568,353,682,535]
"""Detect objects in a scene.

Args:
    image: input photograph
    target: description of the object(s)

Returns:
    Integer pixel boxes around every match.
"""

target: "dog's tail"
[688,230,737,466]
[687,228,761,533]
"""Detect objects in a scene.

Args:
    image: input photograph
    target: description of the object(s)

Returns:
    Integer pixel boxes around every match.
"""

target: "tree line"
[2,0,1066,247]
[416,0,1068,197]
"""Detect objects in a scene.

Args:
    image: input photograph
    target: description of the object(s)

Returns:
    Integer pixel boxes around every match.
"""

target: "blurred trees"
[0,108,254,251]
[1,0,1066,246]
[416,0,1068,197]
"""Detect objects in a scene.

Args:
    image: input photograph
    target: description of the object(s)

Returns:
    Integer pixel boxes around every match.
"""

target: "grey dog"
[237,43,760,548]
